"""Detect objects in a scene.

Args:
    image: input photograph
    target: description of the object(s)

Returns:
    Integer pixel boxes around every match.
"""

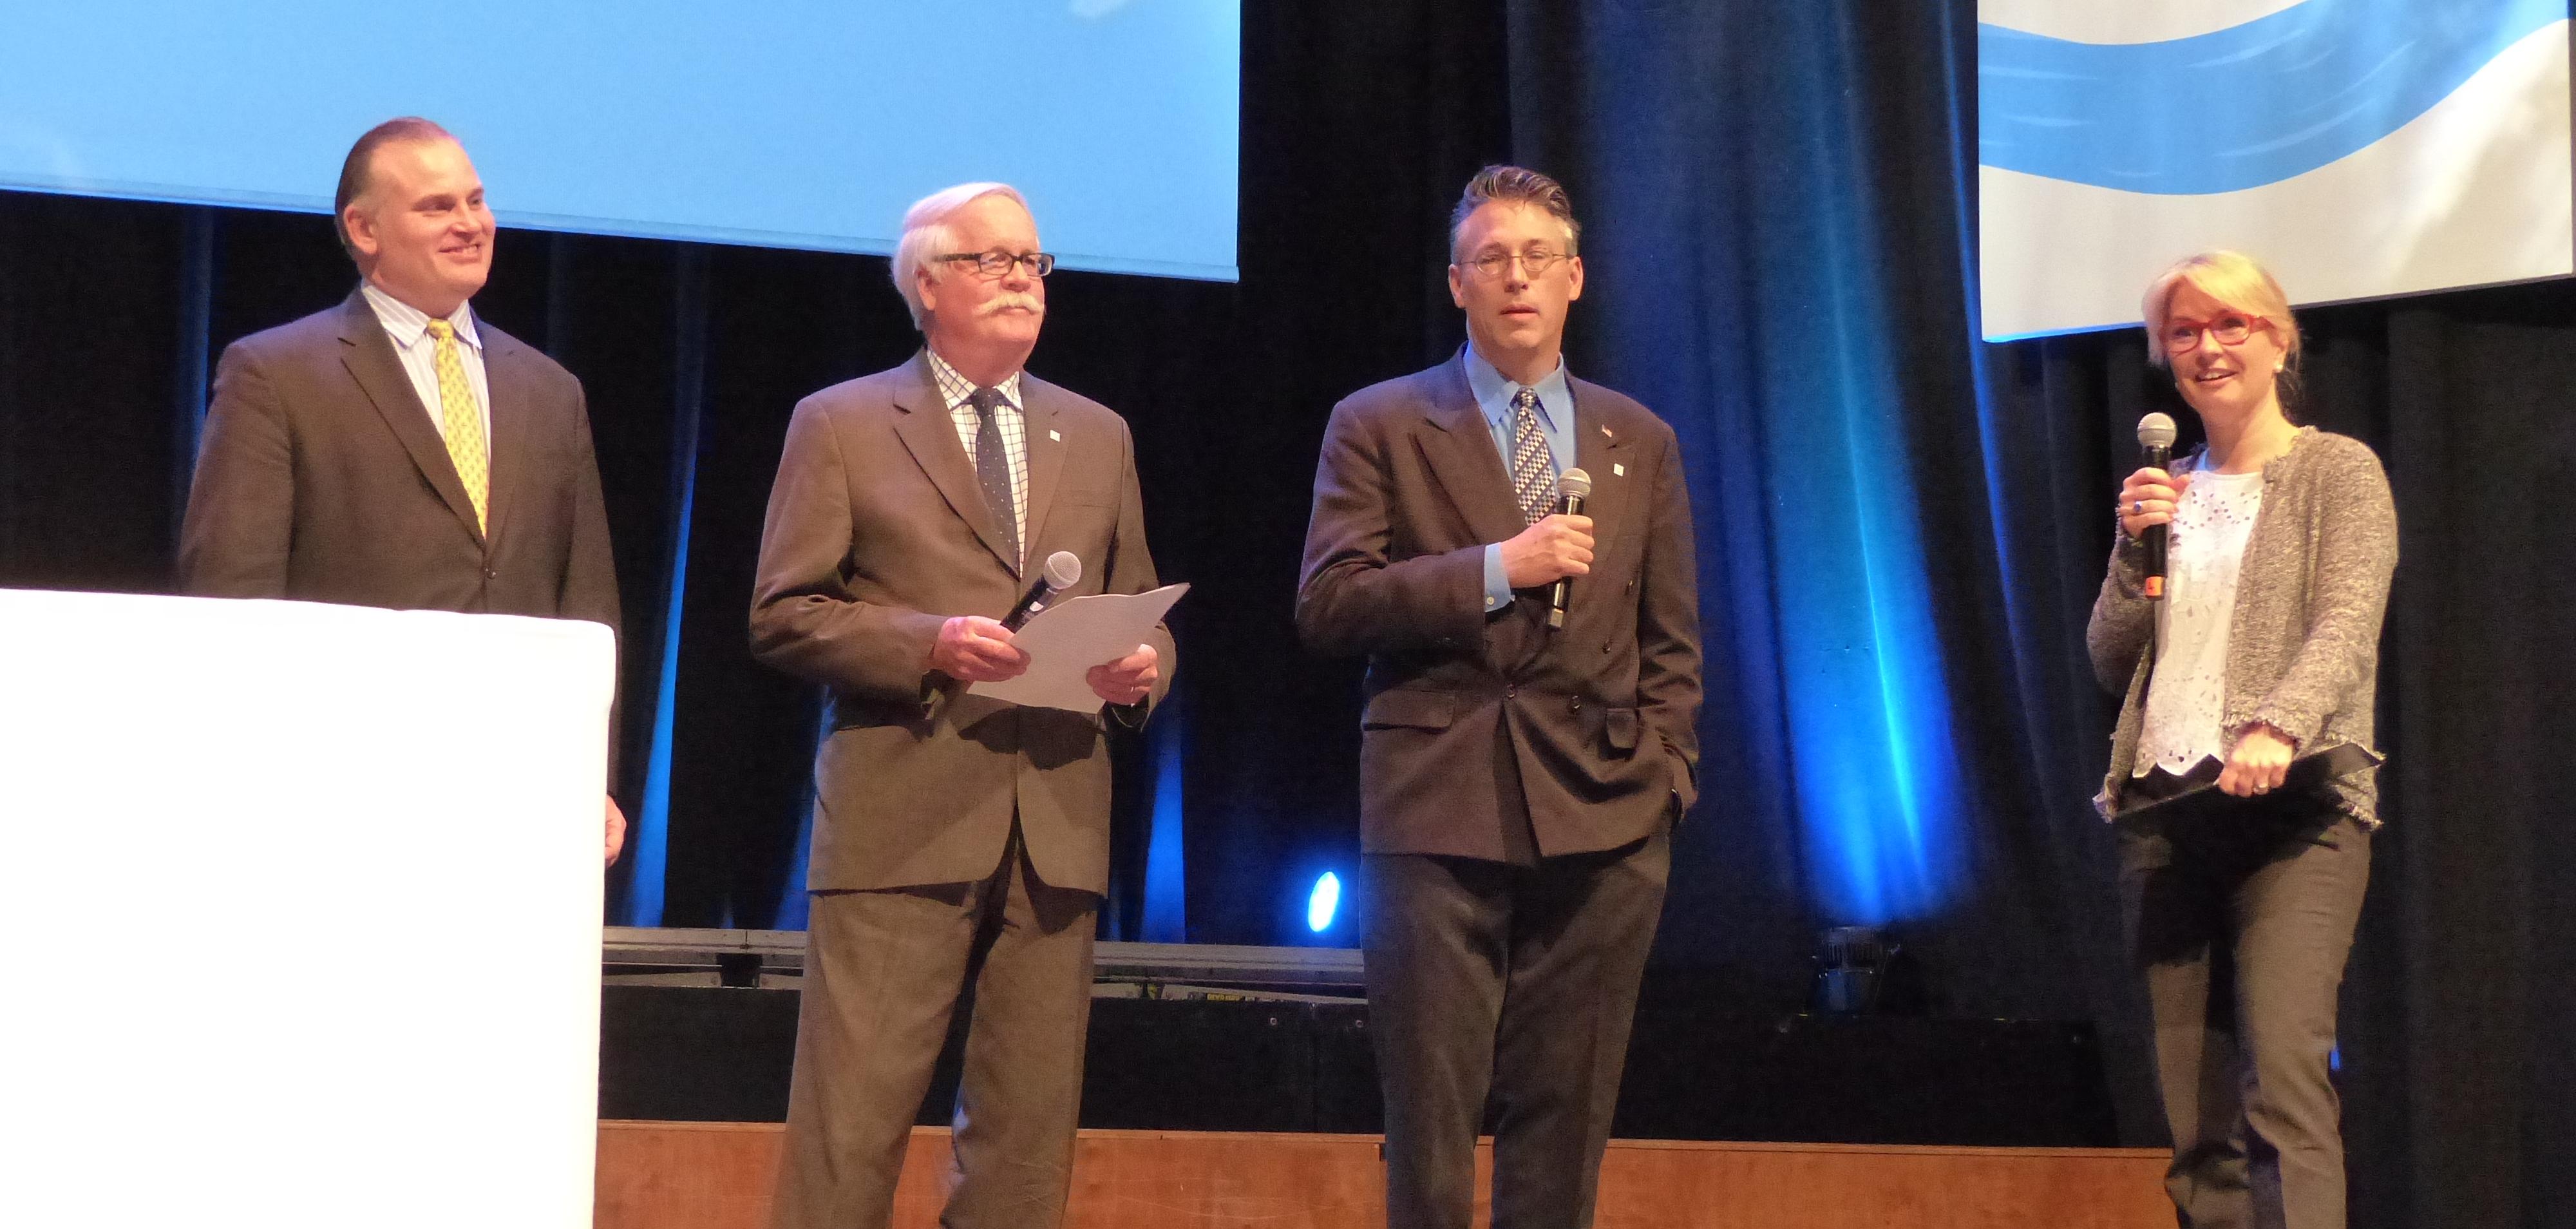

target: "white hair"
[891,182,1029,329]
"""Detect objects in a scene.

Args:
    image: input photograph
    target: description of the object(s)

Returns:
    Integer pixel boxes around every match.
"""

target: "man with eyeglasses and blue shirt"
[752,182,1174,1229]
[1298,165,1703,1229]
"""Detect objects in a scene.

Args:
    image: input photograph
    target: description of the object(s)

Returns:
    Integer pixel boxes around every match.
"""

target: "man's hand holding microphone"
[927,550,1157,705]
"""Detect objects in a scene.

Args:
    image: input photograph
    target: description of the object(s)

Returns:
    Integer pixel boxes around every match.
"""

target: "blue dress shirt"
[1464,345,1576,613]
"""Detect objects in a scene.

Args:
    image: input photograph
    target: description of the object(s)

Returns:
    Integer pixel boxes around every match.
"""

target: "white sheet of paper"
[970,582,1188,712]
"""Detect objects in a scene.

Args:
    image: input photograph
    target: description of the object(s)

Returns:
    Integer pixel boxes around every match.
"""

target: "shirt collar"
[361,281,480,353]
[925,348,1024,413]
[1463,343,1570,430]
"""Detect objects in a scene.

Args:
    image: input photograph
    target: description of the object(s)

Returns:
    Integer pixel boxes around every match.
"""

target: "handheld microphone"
[1546,468,1593,630]
[1003,551,1082,630]
[2136,414,2177,600]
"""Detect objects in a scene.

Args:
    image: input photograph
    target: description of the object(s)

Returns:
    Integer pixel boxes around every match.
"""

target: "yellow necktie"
[424,319,489,533]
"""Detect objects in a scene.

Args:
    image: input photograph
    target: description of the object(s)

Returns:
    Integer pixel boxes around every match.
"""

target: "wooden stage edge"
[598,1120,2172,1229]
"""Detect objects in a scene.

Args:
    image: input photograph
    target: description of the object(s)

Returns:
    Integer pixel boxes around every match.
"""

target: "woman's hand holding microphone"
[2119,466,2192,540]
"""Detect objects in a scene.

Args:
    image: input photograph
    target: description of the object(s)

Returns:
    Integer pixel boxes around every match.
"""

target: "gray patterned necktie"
[1507,386,1557,525]
[968,386,1019,569]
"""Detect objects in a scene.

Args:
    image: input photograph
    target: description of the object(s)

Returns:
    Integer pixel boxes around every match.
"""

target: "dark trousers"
[770,825,1098,1229]
[2117,774,2371,1229]
[1365,827,1670,1229]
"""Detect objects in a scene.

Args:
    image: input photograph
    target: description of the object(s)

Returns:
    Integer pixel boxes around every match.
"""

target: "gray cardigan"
[2087,427,2398,822]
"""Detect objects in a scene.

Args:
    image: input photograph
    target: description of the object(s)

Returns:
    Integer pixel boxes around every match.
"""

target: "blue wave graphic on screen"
[1980,0,2566,195]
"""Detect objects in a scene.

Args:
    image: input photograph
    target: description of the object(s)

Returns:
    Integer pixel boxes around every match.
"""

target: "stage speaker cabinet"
[600,977,2117,1146]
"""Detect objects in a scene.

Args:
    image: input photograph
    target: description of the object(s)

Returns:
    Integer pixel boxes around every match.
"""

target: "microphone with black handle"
[2136,413,2176,600]
[1003,551,1083,631]
[1546,468,1593,630]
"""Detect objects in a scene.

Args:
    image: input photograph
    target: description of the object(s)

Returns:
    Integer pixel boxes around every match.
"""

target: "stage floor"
[598,1120,2171,1228]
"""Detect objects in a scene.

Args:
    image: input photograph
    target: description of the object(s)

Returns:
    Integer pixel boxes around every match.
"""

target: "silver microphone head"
[2137,412,2179,450]
[1556,468,1593,500]
[1042,551,1082,591]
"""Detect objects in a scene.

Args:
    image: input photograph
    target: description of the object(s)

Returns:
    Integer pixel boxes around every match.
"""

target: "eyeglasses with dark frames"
[938,250,1057,279]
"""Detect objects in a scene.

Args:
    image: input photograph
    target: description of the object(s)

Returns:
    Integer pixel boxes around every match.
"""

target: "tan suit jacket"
[178,292,619,633]
[750,353,1173,895]
[1298,353,1701,861]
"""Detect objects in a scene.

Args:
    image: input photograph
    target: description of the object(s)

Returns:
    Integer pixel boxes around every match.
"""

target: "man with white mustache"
[752,182,1173,1229]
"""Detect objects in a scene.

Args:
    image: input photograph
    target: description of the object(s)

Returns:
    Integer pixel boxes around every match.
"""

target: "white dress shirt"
[361,281,491,448]
[927,348,1030,565]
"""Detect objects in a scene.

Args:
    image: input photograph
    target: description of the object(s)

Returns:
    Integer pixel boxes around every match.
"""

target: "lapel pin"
[1613,462,1625,477]
[1048,429,1062,443]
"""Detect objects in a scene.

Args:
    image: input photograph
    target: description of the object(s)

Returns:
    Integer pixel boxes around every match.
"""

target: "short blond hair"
[1449,165,1580,262]
[2140,250,2302,371]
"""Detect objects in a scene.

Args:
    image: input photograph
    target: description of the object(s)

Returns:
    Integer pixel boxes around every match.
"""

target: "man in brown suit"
[177,117,624,862]
[1298,166,1703,1229]
[751,182,1172,1229]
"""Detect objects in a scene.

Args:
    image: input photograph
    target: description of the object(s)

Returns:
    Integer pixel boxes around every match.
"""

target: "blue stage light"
[1141,699,1190,943]
[622,377,701,928]
[1307,872,1341,933]
[1743,18,1972,926]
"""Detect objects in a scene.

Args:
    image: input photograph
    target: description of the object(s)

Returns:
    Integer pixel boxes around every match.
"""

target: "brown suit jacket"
[1298,353,1702,861]
[177,291,620,637]
[749,353,1175,895]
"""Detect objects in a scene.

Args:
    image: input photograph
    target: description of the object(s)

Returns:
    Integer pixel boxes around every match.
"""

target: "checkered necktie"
[968,386,1020,569]
[1508,386,1557,525]
[424,319,488,533]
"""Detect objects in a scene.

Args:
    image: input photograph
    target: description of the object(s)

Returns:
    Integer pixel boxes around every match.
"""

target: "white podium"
[0,590,614,1228]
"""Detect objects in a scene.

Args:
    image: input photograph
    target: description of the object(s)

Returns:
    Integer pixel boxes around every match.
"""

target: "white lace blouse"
[2134,467,2267,777]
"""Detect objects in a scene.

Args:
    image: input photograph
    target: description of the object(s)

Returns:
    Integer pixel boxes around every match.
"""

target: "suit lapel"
[480,326,530,552]
[1568,379,1634,560]
[889,353,1019,575]
[1415,356,1528,549]
[1018,377,1068,563]
[335,292,484,543]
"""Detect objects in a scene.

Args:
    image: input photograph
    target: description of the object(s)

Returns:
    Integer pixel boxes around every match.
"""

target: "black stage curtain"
[1,3,2569,1223]
[0,1,1510,942]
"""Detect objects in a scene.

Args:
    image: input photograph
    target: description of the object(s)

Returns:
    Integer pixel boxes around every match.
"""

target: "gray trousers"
[770,826,1097,1229]
[1365,826,1670,1229]
[2118,781,2371,1229]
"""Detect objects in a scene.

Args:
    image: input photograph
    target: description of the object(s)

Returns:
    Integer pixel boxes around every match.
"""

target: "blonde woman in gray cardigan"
[2087,251,2396,1229]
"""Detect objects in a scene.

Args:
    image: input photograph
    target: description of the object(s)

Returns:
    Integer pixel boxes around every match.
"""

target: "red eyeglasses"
[2162,312,2268,354]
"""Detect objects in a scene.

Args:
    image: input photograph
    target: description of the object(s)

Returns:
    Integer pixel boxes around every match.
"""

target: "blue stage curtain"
[1502,1,2576,1220]
[1502,0,2093,1019]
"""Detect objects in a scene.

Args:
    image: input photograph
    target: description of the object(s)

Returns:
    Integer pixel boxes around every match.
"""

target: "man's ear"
[916,264,943,318]
[343,204,379,262]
